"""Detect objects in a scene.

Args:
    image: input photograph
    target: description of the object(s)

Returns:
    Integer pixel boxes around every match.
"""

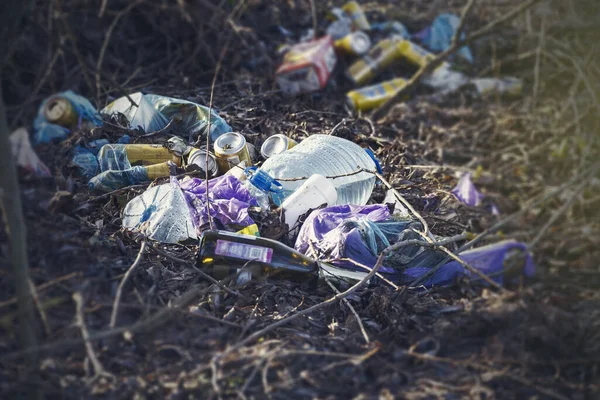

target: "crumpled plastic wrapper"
[10,128,51,177]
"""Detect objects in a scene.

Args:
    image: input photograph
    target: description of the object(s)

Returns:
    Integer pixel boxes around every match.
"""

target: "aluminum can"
[334,31,371,56]
[187,147,220,178]
[346,36,402,85]
[260,134,298,159]
[123,144,182,166]
[342,1,371,30]
[144,162,171,180]
[397,40,435,68]
[43,96,78,128]
[214,132,252,173]
[346,77,407,112]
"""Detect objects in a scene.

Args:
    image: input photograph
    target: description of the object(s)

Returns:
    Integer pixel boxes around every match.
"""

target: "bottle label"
[215,239,273,263]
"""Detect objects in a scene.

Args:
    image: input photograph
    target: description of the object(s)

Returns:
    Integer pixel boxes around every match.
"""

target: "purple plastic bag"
[451,173,484,206]
[404,240,534,287]
[180,174,257,232]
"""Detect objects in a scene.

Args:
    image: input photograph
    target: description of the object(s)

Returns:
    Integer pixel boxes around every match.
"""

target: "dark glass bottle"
[197,230,318,282]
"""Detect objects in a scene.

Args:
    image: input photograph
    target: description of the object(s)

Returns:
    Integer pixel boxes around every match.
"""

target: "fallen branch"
[109,240,147,329]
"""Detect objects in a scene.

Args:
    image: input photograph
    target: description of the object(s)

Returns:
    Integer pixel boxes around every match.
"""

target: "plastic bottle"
[280,174,337,234]
[259,134,376,206]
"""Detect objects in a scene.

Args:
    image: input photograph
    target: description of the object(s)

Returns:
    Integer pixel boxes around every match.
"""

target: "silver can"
[260,134,298,159]
[187,147,220,178]
[214,132,252,173]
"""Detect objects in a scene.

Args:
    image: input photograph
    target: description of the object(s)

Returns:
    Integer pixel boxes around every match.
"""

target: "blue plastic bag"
[88,144,149,192]
[71,135,130,180]
[414,13,474,64]
[33,91,103,144]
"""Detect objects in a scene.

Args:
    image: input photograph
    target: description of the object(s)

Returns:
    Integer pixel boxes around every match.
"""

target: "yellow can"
[346,36,402,85]
[334,31,372,56]
[397,40,435,68]
[123,144,182,166]
[44,96,79,128]
[346,77,407,112]
[144,162,172,180]
[214,132,252,173]
[342,1,371,31]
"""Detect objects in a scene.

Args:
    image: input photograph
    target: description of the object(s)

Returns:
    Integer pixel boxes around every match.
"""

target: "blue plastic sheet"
[33,90,102,144]
[414,13,474,64]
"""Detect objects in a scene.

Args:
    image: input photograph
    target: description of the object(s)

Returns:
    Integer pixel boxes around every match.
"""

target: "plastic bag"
[71,136,131,180]
[122,177,197,243]
[88,144,149,192]
[100,93,232,141]
[403,240,535,286]
[413,13,474,64]
[10,128,51,177]
[295,204,438,280]
[179,174,257,233]
[451,172,484,206]
[33,90,102,144]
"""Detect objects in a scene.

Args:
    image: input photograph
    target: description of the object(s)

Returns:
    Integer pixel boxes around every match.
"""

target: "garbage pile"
[13,1,535,290]
[275,1,522,109]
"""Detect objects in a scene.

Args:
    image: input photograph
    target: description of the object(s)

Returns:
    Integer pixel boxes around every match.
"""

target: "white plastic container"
[259,134,376,206]
[281,174,337,233]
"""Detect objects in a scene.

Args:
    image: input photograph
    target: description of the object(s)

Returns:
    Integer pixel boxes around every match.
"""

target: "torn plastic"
[413,13,474,63]
[71,136,131,180]
[9,128,51,177]
[403,240,535,286]
[179,174,257,234]
[122,177,197,243]
[88,144,149,192]
[295,204,435,280]
[33,90,102,144]
[451,172,484,206]
[100,93,232,141]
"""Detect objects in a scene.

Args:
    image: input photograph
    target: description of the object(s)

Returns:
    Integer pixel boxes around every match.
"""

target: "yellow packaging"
[397,40,435,68]
[346,37,402,85]
[346,77,407,112]
[124,144,182,166]
[334,31,371,56]
[144,162,171,180]
[342,1,370,30]
[237,224,260,237]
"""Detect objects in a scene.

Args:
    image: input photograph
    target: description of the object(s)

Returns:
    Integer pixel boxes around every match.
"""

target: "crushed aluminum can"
[346,36,402,86]
[187,147,220,178]
[342,1,371,31]
[43,96,79,128]
[260,134,298,159]
[276,35,337,95]
[335,31,372,56]
[346,77,407,112]
[214,132,252,173]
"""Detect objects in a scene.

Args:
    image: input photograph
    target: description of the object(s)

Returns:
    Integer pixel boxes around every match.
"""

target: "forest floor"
[1,0,599,399]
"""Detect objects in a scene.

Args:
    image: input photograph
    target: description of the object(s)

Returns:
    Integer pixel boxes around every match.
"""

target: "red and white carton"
[276,35,337,95]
